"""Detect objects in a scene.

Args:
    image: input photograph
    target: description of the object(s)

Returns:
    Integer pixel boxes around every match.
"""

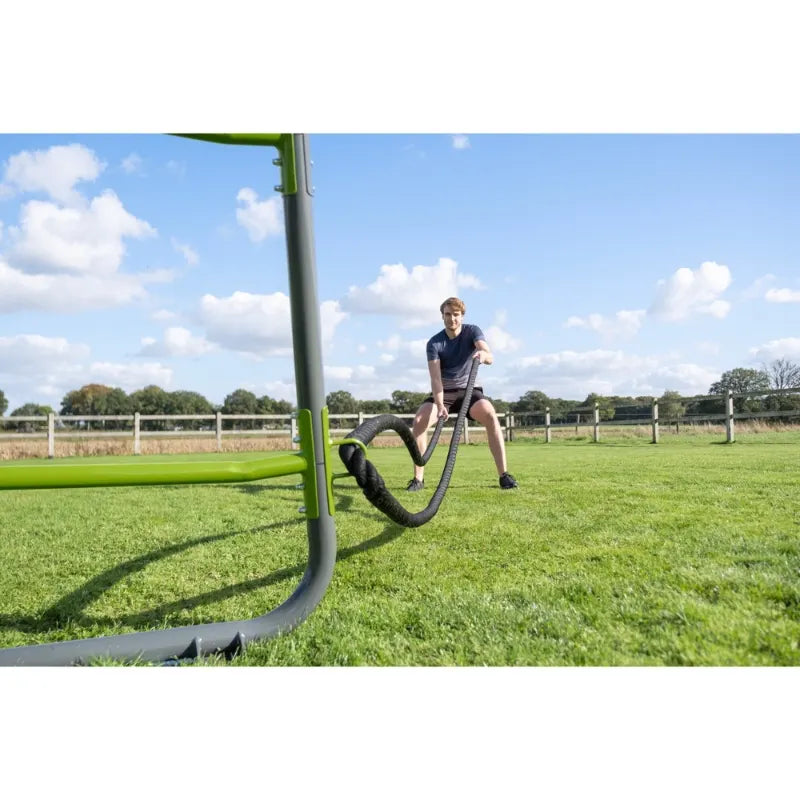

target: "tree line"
[1,360,798,430]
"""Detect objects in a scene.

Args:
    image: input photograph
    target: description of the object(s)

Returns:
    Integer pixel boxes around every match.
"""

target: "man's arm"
[473,338,493,365]
[428,359,447,418]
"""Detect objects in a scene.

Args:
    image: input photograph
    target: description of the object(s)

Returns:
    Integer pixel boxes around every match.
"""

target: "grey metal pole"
[281,133,337,624]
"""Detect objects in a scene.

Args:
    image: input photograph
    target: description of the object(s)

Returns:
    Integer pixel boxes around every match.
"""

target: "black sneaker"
[499,472,518,490]
[406,478,425,492]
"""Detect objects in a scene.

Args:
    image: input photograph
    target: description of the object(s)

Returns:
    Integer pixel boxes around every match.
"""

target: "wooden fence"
[0,411,514,458]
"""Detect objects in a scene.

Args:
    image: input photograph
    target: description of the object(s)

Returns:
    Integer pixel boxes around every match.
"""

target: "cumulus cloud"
[452,134,470,150]
[0,144,164,313]
[138,327,216,357]
[748,337,800,361]
[198,291,346,357]
[565,309,646,340]
[7,191,156,275]
[171,237,198,266]
[740,273,775,300]
[765,287,800,303]
[236,188,283,242]
[1,143,104,206]
[341,257,485,328]
[649,261,732,321]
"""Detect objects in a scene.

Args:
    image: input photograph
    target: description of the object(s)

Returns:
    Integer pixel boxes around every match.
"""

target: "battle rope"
[338,357,480,528]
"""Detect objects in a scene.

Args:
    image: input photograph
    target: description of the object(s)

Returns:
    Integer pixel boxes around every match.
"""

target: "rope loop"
[338,358,480,527]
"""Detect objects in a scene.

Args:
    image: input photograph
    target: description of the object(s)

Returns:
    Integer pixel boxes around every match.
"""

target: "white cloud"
[88,361,173,391]
[171,237,198,265]
[484,324,522,353]
[452,134,470,150]
[1,143,104,206]
[565,309,646,340]
[508,348,718,399]
[748,337,800,361]
[0,258,169,312]
[138,327,216,357]
[0,334,172,411]
[649,261,732,321]
[198,291,346,357]
[121,153,143,175]
[151,308,178,321]
[341,257,485,328]
[7,191,156,276]
[765,287,800,303]
[235,187,283,242]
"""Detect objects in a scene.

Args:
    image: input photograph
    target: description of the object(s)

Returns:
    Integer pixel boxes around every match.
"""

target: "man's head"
[440,297,466,315]
[440,297,465,337]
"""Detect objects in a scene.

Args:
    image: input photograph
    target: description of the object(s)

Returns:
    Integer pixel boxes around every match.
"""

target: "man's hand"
[437,404,449,420]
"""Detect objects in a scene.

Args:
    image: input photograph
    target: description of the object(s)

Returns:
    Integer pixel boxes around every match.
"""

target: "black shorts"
[423,386,485,420]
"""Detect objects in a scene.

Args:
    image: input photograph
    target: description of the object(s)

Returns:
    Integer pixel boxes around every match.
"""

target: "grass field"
[0,432,798,665]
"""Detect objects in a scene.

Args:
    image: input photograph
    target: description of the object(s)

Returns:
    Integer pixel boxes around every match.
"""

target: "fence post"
[509,412,514,442]
[726,390,735,443]
[216,411,223,452]
[290,414,298,450]
[358,411,364,426]
[593,403,600,442]
[133,411,141,455]
[463,417,469,444]
[47,413,55,459]
[651,398,659,444]
[545,407,551,443]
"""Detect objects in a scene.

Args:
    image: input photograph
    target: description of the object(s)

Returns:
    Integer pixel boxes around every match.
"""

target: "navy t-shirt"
[426,323,486,389]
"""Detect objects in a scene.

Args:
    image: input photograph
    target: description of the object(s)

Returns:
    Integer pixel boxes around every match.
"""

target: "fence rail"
[2,387,798,457]
[0,411,514,458]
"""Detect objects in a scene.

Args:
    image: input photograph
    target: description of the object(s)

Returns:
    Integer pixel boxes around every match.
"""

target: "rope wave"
[338,358,480,527]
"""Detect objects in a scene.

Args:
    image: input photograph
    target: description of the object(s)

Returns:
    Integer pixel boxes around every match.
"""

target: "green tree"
[360,399,392,415]
[326,390,359,414]
[658,390,686,421]
[0,389,7,416]
[9,403,55,432]
[166,390,215,430]
[129,385,172,431]
[60,384,130,429]
[709,368,770,412]
[390,390,428,414]
[222,388,259,429]
[582,393,615,421]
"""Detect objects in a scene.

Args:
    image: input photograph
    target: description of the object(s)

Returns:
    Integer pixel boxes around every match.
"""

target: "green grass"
[1,434,799,665]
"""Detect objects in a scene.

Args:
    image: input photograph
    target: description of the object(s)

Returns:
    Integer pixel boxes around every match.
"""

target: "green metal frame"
[0,134,337,666]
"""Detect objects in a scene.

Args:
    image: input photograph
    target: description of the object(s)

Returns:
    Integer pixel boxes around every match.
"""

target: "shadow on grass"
[0,494,403,637]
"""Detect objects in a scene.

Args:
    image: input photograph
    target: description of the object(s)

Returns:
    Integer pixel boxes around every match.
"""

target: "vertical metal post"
[47,413,55,459]
[726,390,735,443]
[593,403,600,442]
[545,407,551,443]
[282,134,337,610]
[651,399,659,444]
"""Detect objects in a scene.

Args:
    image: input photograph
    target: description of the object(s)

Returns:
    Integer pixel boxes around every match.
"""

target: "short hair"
[440,297,466,315]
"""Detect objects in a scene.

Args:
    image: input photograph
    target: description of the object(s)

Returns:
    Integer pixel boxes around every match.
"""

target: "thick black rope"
[338,358,480,528]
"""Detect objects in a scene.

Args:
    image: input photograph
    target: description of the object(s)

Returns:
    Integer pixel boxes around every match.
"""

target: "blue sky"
[0,133,799,412]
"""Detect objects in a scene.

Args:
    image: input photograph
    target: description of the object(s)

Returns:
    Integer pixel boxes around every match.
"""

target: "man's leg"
[410,401,439,483]
[468,398,508,475]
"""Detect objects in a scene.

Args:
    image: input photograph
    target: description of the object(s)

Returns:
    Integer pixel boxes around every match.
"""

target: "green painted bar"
[175,133,283,146]
[0,453,308,490]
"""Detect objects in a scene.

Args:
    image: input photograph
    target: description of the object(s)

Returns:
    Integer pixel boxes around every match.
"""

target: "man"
[407,296,518,491]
